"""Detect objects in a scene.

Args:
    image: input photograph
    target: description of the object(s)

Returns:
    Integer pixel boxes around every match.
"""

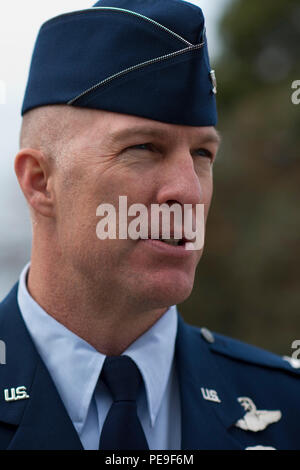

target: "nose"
[155,150,203,207]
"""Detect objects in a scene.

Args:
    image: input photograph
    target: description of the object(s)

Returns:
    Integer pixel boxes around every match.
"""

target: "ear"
[14,149,55,218]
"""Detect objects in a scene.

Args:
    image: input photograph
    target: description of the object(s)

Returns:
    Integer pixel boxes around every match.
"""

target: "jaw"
[120,247,202,309]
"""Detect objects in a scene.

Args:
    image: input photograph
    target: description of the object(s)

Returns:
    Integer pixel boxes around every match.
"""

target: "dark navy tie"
[99,355,149,450]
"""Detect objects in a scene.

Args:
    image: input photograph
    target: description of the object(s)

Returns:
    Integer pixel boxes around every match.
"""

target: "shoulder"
[212,329,300,375]
[188,322,300,376]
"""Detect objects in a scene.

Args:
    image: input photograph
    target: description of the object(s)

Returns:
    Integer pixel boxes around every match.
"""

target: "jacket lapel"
[0,284,83,450]
[175,315,245,450]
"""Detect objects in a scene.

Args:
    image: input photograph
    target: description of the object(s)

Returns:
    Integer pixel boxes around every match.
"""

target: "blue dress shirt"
[17,263,181,450]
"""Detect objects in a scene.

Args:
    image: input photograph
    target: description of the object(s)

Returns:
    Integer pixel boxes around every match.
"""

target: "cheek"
[53,168,97,242]
[205,181,214,208]
[199,171,213,213]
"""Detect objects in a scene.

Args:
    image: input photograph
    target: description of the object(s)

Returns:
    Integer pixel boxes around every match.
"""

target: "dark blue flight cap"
[21,0,217,126]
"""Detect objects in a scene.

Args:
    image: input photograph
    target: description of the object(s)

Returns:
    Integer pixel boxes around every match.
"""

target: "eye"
[194,148,213,159]
[127,143,153,151]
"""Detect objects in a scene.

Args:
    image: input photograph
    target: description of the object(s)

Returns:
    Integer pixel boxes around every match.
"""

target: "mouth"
[158,237,186,247]
[139,235,196,256]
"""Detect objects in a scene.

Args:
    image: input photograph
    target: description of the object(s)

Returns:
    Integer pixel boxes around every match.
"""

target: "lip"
[139,238,195,257]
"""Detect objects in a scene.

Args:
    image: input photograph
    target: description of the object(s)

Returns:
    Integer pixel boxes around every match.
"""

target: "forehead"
[74,108,221,147]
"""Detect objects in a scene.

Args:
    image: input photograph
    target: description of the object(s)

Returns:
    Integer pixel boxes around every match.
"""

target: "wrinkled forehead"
[57,107,220,150]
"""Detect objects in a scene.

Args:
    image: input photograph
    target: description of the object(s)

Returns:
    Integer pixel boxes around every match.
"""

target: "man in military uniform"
[0,0,299,450]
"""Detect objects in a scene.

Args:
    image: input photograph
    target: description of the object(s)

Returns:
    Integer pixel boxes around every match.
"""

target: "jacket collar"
[0,284,83,450]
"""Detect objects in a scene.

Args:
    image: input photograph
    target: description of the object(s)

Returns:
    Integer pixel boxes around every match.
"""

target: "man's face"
[52,109,220,310]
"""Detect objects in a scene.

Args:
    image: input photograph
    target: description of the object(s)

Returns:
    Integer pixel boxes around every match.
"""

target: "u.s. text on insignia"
[4,386,30,402]
[235,397,282,432]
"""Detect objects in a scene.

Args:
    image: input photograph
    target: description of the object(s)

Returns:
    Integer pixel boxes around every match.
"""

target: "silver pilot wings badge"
[235,397,282,432]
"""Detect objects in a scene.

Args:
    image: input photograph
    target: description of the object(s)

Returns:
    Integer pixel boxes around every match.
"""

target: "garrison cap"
[21,0,217,126]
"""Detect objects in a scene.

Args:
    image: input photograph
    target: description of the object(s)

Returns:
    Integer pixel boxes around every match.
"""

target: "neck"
[27,255,167,356]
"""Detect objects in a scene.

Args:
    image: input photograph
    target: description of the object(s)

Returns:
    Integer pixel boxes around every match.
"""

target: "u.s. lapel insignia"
[4,386,30,402]
[235,397,282,432]
[201,387,221,403]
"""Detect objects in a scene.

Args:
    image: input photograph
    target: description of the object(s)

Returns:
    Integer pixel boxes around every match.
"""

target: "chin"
[141,271,195,309]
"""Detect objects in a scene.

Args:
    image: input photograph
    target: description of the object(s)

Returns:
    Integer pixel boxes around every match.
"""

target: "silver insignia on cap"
[210,69,217,94]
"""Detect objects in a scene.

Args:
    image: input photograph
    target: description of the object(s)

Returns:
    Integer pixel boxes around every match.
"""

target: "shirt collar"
[17,263,178,430]
[124,304,178,427]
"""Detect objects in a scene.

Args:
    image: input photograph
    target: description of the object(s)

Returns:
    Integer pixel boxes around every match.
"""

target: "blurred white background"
[0,0,230,299]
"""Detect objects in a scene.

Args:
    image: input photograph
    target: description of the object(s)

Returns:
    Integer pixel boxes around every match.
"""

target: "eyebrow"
[106,127,168,145]
[199,129,222,146]
[106,126,222,146]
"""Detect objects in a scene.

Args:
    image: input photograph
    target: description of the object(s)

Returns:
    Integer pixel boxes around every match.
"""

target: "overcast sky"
[0,0,230,297]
